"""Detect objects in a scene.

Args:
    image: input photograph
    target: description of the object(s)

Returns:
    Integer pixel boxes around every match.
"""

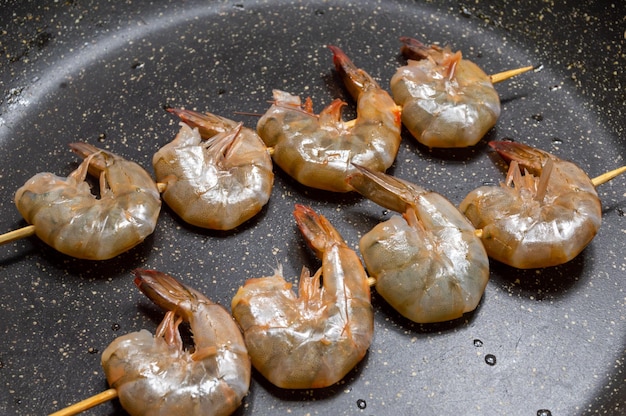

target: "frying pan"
[1,1,625,415]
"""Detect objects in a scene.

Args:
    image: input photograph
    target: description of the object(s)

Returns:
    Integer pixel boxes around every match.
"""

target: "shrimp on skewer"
[13,142,161,260]
[256,45,402,192]
[101,269,251,416]
[390,37,531,148]
[153,108,274,230]
[459,141,603,269]
[231,204,374,388]
[346,164,489,323]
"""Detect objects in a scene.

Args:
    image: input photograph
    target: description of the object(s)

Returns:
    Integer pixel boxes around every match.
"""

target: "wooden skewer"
[0,224,36,245]
[2,167,624,249]
[490,65,535,84]
[48,388,118,416]
[591,166,626,187]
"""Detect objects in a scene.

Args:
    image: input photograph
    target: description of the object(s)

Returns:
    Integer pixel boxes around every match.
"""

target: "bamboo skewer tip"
[48,388,118,416]
[0,224,36,245]
[490,65,535,84]
[591,166,626,187]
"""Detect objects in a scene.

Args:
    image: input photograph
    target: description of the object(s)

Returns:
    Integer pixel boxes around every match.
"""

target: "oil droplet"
[549,84,561,91]
[382,209,389,216]
[531,114,544,121]
[97,133,106,143]
[88,347,99,354]
[537,410,552,416]
[356,399,367,409]
[111,323,121,331]
[473,339,483,347]
[551,137,563,145]
[485,354,497,366]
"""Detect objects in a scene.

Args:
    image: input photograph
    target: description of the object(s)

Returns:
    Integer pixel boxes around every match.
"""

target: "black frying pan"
[1,1,625,415]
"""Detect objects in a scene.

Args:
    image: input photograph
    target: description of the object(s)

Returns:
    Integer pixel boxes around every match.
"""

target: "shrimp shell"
[101,269,251,416]
[256,45,401,192]
[347,164,489,323]
[153,109,273,230]
[14,142,161,260]
[390,37,500,148]
[459,141,602,269]
[231,204,373,388]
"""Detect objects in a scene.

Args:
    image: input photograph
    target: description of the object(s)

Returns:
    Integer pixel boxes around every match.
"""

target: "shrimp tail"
[133,269,201,320]
[69,142,108,178]
[489,140,551,175]
[346,163,416,214]
[399,36,430,60]
[167,107,237,138]
[328,45,380,100]
[293,204,343,258]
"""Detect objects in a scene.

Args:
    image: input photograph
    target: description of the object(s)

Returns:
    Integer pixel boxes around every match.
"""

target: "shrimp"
[13,142,161,260]
[256,45,402,192]
[459,141,602,269]
[153,108,274,230]
[346,164,489,323]
[101,269,251,416]
[390,37,501,148]
[231,204,373,388]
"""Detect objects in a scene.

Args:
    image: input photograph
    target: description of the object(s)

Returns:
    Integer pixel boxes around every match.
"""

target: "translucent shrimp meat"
[256,45,402,192]
[347,164,489,323]
[390,37,501,148]
[231,204,374,388]
[101,269,251,416]
[14,142,161,260]
[153,108,274,230]
[459,140,602,269]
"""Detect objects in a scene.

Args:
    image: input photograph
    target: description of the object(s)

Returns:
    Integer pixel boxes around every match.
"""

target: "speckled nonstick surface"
[1,1,625,415]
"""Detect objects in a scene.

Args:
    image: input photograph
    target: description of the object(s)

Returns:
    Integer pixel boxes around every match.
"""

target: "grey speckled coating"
[1,1,624,415]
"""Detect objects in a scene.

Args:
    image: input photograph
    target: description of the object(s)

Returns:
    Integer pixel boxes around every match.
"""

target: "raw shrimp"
[153,108,273,230]
[14,142,161,260]
[256,45,402,192]
[231,204,373,388]
[390,37,501,148]
[346,164,489,323]
[101,269,251,416]
[459,141,602,269]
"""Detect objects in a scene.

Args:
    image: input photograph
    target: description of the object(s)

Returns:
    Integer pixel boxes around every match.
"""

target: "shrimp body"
[459,141,602,269]
[153,109,273,230]
[256,45,401,192]
[231,204,373,388]
[101,269,251,416]
[390,37,500,148]
[347,165,489,323]
[14,143,161,260]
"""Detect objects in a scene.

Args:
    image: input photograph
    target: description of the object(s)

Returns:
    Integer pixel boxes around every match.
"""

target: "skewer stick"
[490,65,535,84]
[48,388,118,416]
[2,168,623,249]
[591,166,626,187]
[0,224,36,245]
